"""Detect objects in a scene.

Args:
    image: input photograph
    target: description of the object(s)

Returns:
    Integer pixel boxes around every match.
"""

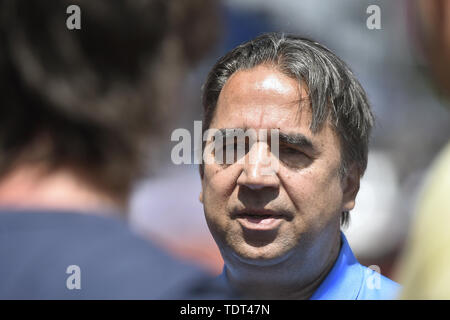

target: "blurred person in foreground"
[198,33,400,299]
[396,0,450,299]
[0,0,228,299]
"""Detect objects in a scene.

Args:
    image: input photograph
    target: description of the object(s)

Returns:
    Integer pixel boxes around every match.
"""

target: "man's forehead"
[213,65,312,131]
[215,103,313,130]
[218,65,308,105]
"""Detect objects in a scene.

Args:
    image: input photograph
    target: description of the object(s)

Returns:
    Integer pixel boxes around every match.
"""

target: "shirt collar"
[309,232,363,300]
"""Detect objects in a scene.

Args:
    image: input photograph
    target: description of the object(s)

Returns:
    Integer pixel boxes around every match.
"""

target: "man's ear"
[199,190,204,204]
[342,164,360,212]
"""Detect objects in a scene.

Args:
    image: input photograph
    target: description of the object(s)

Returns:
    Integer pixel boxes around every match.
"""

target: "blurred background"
[128,0,450,280]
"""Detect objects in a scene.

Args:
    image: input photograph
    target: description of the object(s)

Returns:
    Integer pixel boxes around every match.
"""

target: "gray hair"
[201,33,374,226]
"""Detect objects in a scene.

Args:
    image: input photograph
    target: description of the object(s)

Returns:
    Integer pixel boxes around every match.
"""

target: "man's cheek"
[290,183,333,214]
[203,185,228,218]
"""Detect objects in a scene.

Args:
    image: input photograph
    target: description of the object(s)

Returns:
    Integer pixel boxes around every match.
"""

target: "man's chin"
[228,243,294,267]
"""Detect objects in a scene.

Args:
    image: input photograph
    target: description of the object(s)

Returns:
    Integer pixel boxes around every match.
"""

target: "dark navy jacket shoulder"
[0,210,230,299]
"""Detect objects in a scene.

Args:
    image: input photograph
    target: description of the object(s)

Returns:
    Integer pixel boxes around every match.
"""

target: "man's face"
[200,65,357,267]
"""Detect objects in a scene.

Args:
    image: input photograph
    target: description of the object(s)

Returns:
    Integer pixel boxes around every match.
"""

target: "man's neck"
[0,165,123,216]
[225,233,342,300]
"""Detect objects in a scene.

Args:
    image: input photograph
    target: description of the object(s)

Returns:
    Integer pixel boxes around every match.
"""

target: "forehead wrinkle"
[224,101,310,131]
[251,96,308,130]
[292,97,311,129]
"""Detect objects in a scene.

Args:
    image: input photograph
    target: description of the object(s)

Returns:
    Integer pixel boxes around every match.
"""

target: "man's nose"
[236,142,279,190]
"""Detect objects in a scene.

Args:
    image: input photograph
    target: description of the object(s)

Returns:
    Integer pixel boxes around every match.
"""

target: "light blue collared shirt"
[216,233,400,300]
[309,233,400,299]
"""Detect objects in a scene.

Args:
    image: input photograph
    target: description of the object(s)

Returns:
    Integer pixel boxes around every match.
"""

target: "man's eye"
[280,146,305,155]
[278,145,312,169]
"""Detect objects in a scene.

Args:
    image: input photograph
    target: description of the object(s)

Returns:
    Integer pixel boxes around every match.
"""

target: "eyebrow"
[278,132,317,154]
[214,128,318,154]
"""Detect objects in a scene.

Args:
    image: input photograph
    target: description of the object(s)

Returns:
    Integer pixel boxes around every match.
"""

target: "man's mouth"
[234,209,285,230]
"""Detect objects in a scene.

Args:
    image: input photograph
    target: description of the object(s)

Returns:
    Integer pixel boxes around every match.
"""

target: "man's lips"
[233,209,286,231]
[233,208,286,218]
